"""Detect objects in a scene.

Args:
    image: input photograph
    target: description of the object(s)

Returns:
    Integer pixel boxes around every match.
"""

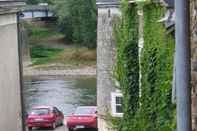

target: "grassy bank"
[31,46,96,68]
[25,22,96,69]
[25,21,65,44]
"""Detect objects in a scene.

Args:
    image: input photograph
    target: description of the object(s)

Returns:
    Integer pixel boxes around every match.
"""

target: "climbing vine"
[114,0,176,131]
[114,0,139,130]
[140,4,175,131]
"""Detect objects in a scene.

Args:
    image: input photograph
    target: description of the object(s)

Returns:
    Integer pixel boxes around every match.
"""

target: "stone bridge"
[21,5,54,20]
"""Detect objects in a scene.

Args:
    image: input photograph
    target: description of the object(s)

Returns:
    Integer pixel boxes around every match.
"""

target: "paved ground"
[29,125,67,131]
[27,120,97,131]
[28,126,97,131]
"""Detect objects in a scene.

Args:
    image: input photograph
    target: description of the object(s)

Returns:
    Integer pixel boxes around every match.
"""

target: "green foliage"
[140,4,175,131]
[24,22,64,44]
[27,0,53,5]
[27,24,52,39]
[114,0,139,130]
[30,46,64,65]
[114,1,175,131]
[25,22,96,67]
[52,0,97,48]
[27,0,97,48]
[30,46,63,58]
[30,45,96,66]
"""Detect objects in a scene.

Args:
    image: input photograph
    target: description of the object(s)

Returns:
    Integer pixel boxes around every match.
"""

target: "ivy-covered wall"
[140,4,175,131]
[114,0,176,131]
[114,1,139,130]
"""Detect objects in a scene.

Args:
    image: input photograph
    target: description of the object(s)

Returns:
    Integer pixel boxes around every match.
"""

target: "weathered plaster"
[0,13,17,26]
[0,13,23,131]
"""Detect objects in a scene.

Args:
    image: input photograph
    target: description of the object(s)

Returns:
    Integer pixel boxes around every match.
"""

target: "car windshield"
[30,108,49,115]
[75,107,95,115]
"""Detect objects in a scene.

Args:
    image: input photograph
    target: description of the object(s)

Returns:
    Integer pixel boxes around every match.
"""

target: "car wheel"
[51,122,56,129]
[68,128,73,131]
[60,120,64,126]
[28,127,32,130]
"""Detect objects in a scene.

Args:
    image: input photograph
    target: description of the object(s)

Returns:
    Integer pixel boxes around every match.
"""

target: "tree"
[27,0,97,48]
[52,0,97,48]
[27,0,53,5]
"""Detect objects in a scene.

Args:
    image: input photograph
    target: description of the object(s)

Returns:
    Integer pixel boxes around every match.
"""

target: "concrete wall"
[97,7,120,131]
[0,13,23,131]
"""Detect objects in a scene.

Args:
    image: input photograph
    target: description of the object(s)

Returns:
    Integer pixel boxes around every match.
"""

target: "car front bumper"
[27,121,53,128]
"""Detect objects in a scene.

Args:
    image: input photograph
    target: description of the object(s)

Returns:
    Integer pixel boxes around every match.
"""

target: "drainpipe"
[17,12,26,131]
[175,0,191,131]
[138,7,144,97]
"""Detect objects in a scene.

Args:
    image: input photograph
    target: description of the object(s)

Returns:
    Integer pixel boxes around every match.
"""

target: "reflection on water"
[23,76,96,116]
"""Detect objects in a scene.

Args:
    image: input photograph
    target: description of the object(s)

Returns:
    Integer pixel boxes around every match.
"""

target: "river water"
[23,76,96,116]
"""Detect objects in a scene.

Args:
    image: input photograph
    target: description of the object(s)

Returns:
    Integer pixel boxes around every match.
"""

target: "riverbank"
[23,21,96,77]
[23,65,96,76]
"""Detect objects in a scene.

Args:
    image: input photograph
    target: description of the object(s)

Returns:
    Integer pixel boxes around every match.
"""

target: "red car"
[26,106,64,130]
[67,106,97,131]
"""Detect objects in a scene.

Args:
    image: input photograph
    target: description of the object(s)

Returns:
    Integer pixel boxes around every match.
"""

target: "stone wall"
[0,13,23,131]
[191,0,197,131]
[97,7,120,131]
[97,8,120,131]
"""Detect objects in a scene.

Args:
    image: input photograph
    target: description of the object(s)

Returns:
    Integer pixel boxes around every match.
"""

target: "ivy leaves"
[141,4,175,131]
[115,1,140,130]
[114,1,175,131]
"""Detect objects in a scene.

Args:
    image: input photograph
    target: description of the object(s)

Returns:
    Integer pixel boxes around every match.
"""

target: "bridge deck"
[21,5,54,20]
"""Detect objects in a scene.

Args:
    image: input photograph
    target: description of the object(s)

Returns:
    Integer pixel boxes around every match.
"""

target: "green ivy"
[114,1,176,131]
[140,4,175,131]
[114,0,139,130]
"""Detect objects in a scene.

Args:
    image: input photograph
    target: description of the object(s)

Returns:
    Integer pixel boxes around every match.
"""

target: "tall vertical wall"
[191,0,197,131]
[0,13,23,131]
[97,7,120,131]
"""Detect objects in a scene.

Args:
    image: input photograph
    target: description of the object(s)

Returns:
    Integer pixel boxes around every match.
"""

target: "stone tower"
[96,0,120,131]
[0,1,25,131]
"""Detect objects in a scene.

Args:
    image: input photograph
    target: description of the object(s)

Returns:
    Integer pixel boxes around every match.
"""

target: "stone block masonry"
[97,5,120,131]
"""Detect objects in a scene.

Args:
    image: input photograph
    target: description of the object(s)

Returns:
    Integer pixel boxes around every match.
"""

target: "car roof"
[32,106,54,110]
[76,106,97,110]
[77,106,97,108]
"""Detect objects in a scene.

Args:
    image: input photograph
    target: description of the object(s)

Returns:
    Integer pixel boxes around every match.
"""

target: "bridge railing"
[21,5,54,20]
